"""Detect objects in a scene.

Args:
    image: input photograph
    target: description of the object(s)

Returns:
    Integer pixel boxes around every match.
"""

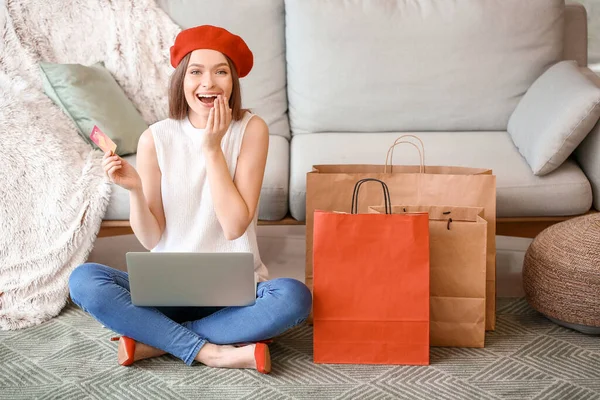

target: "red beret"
[170,25,253,78]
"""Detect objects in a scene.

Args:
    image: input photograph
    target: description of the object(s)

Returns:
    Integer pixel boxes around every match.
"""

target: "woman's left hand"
[203,95,232,152]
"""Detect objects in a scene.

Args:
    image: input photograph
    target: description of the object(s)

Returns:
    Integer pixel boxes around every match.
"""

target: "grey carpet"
[1,298,599,400]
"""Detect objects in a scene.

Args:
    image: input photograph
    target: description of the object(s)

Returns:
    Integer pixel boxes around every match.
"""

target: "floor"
[5,230,597,400]
[3,298,600,400]
[88,226,532,297]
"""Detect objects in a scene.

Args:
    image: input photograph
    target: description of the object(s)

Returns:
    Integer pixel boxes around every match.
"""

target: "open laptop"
[126,252,256,307]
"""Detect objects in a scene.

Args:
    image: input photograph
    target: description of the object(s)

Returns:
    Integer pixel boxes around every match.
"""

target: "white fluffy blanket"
[0,0,180,330]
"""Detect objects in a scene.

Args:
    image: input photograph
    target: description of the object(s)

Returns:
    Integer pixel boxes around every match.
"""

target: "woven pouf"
[523,213,600,334]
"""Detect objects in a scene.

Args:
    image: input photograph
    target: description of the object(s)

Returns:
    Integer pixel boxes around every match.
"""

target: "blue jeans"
[69,263,312,365]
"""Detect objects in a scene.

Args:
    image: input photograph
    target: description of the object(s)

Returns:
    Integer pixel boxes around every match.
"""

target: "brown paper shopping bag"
[370,205,487,347]
[306,135,497,330]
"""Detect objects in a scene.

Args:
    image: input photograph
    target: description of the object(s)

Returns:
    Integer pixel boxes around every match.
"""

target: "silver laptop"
[126,252,256,307]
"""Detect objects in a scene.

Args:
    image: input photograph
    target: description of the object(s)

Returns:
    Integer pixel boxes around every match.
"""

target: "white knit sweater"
[149,111,268,282]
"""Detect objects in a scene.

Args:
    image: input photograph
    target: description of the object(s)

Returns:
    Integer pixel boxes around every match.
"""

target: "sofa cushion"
[508,61,600,176]
[104,154,136,220]
[258,135,289,220]
[104,135,289,221]
[157,0,290,139]
[39,61,147,156]
[285,0,564,134]
[289,132,592,220]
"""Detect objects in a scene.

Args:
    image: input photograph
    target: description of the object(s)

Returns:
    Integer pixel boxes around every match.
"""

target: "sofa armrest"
[575,68,600,211]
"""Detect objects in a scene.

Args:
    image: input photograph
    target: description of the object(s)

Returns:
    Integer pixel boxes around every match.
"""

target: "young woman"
[69,25,312,374]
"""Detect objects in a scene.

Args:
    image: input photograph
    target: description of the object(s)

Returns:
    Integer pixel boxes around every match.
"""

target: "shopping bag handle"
[384,134,425,173]
[351,178,392,214]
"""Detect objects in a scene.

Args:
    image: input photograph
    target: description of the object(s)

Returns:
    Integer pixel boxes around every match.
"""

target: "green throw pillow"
[40,61,147,156]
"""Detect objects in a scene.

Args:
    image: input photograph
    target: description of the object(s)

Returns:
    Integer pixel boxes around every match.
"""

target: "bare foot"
[117,338,166,364]
[195,343,259,369]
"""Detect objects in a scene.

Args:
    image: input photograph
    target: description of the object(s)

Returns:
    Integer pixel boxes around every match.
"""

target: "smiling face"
[183,49,233,118]
[168,49,245,123]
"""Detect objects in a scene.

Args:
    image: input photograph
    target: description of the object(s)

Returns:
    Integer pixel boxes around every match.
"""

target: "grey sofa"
[102,0,600,238]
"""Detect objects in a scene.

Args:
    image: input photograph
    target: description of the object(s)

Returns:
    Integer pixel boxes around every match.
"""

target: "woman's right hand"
[102,151,142,191]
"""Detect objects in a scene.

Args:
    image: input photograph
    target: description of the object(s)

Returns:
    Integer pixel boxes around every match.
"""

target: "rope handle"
[350,178,392,215]
[384,134,426,173]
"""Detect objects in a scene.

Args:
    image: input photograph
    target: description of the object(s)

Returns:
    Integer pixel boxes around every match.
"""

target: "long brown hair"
[168,52,245,121]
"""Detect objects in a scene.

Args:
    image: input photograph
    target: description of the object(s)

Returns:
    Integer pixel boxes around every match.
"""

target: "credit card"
[90,125,117,154]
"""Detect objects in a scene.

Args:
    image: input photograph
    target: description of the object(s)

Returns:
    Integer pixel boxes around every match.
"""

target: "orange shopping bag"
[313,179,430,365]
